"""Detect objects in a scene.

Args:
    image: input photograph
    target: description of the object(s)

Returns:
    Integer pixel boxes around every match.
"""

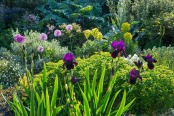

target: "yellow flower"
[96,32,103,41]
[91,28,99,37]
[83,30,91,39]
[123,32,132,41]
[19,75,28,87]
[121,22,130,32]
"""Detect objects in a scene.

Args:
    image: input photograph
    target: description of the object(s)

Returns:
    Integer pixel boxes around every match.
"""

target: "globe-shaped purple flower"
[14,34,26,43]
[66,24,73,31]
[142,54,157,69]
[37,46,44,52]
[111,40,126,58]
[40,33,48,40]
[54,29,62,37]
[129,68,142,85]
[63,53,78,70]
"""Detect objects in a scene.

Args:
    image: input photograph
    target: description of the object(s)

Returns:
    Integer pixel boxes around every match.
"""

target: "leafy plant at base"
[2,64,63,116]
[79,64,135,115]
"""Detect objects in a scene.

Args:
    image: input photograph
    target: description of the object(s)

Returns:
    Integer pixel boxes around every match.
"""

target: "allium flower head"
[54,29,62,37]
[63,53,78,70]
[37,46,44,52]
[66,24,73,31]
[142,54,157,69]
[129,68,142,85]
[40,33,48,40]
[111,40,126,58]
[123,32,132,41]
[121,22,130,32]
[14,34,26,43]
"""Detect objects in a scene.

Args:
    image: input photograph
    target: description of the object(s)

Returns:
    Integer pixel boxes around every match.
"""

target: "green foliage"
[0,28,13,49]
[128,0,174,21]
[143,46,174,71]
[2,65,63,116]
[36,0,109,32]
[119,0,174,49]
[79,40,102,56]
[0,48,24,88]
[57,23,86,52]
[79,65,135,115]
[35,52,174,115]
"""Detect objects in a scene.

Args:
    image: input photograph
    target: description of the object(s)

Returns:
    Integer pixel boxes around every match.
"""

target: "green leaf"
[43,63,47,83]
[79,5,93,13]
[105,90,121,115]
[46,88,50,116]
[97,64,106,107]
[30,85,35,116]
[123,98,136,112]
[115,90,126,116]
[102,72,119,113]
[51,75,59,113]
[79,86,90,116]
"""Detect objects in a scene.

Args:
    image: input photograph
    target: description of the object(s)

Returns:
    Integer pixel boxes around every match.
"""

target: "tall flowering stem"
[62,53,80,115]
[110,40,126,76]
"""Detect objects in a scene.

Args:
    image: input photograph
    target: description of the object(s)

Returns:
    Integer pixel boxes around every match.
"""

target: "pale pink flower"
[40,33,48,40]
[66,24,73,31]
[54,29,62,37]
[37,46,44,52]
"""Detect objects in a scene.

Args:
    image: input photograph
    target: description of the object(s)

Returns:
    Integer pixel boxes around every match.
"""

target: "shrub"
[57,23,86,52]
[10,30,69,74]
[36,0,110,33]
[35,52,174,115]
[0,48,24,88]
[0,28,13,49]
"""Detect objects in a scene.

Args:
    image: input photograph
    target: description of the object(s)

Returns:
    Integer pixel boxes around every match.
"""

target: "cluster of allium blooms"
[111,40,126,58]
[13,34,26,43]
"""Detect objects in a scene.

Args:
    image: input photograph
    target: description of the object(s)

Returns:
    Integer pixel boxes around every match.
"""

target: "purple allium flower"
[134,60,143,69]
[40,33,48,40]
[54,29,62,37]
[129,68,142,85]
[13,34,26,43]
[63,53,78,70]
[37,46,44,52]
[111,40,126,58]
[142,54,157,69]
[71,75,80,84]
[66,24,73,31]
